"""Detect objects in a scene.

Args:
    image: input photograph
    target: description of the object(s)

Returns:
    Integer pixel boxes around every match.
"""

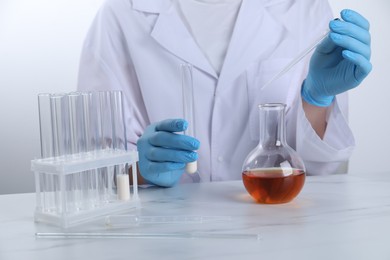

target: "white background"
[0,0,389,194]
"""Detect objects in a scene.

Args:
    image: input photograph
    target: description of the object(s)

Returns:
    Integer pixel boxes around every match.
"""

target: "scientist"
[78,0,372,187]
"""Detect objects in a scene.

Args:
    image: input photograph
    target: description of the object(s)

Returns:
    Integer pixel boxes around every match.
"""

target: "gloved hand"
[137,119,200,187]
[302,9,372,107]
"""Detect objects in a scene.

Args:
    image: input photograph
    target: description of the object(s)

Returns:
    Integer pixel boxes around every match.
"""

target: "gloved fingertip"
[192,139,200,150]
[177,119,188,131]
[170,119,187,131]
[157,119,188,132]
[340,9,370,31]
[340,9,351,19]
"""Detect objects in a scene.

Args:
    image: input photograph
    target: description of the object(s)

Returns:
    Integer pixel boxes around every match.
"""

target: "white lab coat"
[78,0,355,182]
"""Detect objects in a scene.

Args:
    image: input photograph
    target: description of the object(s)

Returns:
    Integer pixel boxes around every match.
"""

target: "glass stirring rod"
[36,232,261,240]
[105,215,232,227]
[181,64,200,181]
[261,29,330,91]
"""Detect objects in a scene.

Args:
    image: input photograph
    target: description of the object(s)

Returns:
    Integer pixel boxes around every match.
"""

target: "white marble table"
[1,172,390,260]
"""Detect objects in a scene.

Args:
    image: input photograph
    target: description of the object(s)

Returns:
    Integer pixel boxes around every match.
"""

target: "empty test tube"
[89,92,108,206]
[50,94,73,213]
[100,91,115,202]
[81,92,99,207]
[68,93,81,210]
[37,94,55,212]
[68,93,89,210]
[51,94,72,213]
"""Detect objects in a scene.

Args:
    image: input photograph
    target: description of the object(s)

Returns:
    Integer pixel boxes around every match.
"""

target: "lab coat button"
[217,156,224,162]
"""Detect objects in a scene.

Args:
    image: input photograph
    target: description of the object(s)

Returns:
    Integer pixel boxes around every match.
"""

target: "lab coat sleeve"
[295,92,355,175]
[77,1,149,150]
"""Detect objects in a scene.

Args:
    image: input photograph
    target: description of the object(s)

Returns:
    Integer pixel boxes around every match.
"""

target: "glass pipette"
[105,215,232,227]
[261,30,330,91]
[36,232,260,240]
[181,64,200,181]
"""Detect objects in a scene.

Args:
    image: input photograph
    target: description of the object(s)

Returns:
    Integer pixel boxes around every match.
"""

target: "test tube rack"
[31,150,139,228]
[32,91,140,228]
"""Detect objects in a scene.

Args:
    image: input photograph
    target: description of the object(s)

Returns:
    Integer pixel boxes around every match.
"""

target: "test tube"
[37,94,54,212]
[90,92,114,204]
[181,64,200,182]
[50,94,71,213]
[81,92,99,207]
[110,91,130,201]
[51,94,70,213]
[68,92,89,210]
[100,91,115,202]
[89,92,106,206]
[68,93,80,211]
[115,165,130,201]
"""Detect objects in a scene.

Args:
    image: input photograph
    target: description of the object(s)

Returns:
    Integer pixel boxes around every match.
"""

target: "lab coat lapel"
[217,0,286,90]
[148,4,218,78]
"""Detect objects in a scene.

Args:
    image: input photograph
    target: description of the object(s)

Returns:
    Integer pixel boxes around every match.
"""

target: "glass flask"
[242,103,305,204]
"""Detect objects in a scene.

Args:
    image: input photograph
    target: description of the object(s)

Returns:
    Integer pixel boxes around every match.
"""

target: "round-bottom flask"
[242,103,305,204]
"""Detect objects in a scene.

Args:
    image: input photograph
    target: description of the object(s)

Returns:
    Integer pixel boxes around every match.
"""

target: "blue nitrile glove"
[137,119,200,187]
[302,9,372,107]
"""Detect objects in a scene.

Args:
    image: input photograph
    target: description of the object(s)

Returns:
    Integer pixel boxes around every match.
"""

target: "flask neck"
[258,104,287,148]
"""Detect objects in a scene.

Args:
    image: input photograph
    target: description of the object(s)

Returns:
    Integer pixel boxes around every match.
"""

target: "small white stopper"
[186,161,198,174]
[116,174,130,201]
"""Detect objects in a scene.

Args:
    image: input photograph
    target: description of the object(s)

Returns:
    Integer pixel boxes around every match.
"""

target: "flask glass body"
[242,103,306,204]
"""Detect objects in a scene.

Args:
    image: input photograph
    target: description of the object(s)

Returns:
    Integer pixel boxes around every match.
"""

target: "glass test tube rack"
[31,91,139,228]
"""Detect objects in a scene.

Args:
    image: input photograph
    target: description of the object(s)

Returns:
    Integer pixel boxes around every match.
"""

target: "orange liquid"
[242,168,305,204]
